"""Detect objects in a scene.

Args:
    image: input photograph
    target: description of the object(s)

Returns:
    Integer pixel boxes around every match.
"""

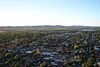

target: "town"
[0,28,100,67]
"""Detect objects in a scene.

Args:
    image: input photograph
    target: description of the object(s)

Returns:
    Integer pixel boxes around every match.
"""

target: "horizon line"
[0,25,100,27]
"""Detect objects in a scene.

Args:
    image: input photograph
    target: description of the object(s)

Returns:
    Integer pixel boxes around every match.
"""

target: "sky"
[0,0,100,26]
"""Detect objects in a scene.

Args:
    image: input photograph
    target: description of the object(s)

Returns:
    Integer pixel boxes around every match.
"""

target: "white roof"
[26,51,32,54]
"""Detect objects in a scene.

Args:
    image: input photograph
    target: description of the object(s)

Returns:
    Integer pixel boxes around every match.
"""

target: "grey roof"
[94,45,100,51]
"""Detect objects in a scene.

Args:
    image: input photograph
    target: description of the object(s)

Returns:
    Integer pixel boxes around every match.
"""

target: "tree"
[74,44,79,49]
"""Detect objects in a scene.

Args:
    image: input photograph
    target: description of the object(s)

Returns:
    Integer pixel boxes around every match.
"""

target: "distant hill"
[0,25,100,31]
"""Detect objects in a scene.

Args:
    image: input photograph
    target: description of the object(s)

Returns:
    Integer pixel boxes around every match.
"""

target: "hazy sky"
[0,0,100,26]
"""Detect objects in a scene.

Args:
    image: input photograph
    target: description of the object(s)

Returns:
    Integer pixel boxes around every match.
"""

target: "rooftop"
[94,45,100,51]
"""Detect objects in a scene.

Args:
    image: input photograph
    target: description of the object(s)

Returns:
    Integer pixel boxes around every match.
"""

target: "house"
[94,45,100,62]
[26,51,32,54]
[41,52,52,56]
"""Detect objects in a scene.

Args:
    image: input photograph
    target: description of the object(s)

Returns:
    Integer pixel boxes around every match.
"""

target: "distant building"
[81,29,95,31]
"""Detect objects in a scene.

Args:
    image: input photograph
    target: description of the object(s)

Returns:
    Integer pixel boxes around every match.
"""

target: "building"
[94,45,100,62]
